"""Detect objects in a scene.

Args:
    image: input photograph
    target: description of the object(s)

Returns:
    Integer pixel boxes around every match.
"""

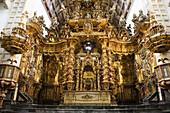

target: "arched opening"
[83,65,95,90]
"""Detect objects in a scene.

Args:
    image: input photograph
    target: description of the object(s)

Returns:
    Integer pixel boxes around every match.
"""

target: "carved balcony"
[0,64,20,108]
[145,25,170,53]
[155,63,170,90]
[1,27,30,54]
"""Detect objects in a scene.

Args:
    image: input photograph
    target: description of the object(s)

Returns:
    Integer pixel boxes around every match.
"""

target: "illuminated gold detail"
[1,0,170,105]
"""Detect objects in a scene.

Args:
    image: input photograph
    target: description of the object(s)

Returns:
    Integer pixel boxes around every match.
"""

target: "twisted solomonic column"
[62,49,69,89]
[67,47,75,90]
[66,38,77,90]
[100,37,110,90]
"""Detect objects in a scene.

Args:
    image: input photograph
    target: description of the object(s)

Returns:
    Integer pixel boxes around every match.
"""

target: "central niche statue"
[84,13,93,32]
[83,66,95,90]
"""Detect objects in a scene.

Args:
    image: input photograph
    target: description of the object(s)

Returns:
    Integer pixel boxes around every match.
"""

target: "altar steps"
[1,103,170,113]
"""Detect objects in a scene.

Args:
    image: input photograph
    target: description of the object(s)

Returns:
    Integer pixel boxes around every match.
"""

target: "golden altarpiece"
[0,0,170,105]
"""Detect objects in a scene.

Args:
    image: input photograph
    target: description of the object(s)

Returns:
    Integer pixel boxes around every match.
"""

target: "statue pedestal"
[64,91,112,105]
